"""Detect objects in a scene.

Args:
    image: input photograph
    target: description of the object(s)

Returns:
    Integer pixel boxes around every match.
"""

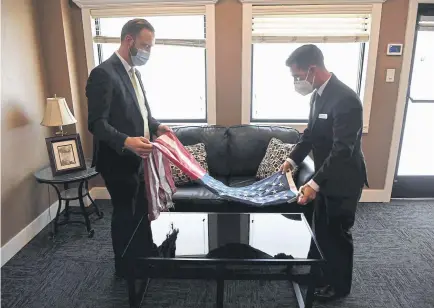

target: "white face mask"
[294,68,315,96]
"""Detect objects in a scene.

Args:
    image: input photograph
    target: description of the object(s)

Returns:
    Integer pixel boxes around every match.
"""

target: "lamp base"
[55,126,65,136]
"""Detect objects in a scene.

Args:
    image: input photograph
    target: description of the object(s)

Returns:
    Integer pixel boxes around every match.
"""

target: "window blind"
[418,15,434,31]
[252,5,373,43]
[90,6,206,18]
[91,8,206,48]
[93,36,205,47]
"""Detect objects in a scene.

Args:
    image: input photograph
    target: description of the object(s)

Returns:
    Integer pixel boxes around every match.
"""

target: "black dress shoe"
[314,285,349,302]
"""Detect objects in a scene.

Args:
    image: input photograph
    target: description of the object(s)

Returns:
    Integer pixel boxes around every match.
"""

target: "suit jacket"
[289,74,368,199]
[86,53,160,178]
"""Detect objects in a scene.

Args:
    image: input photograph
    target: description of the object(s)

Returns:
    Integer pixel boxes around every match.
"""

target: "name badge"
[318,113,328,119]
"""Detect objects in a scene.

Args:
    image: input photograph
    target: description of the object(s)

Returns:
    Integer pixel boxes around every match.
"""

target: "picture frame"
[45,133,86,176]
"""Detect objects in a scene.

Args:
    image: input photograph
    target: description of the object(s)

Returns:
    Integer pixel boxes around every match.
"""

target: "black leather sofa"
[170,125,315,215]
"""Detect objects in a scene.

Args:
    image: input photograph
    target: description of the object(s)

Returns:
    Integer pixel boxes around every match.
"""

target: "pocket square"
[318,113,328,119]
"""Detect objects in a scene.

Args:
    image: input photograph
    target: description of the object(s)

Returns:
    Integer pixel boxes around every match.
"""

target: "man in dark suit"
[280,44,368,301]
[86,19,171,277]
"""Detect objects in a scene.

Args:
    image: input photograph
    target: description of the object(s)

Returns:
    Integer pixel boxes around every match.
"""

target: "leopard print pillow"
[256,138,297,180]
[170,143,209,186]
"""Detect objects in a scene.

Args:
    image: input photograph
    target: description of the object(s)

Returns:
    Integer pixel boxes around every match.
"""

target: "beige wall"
[215,0,243,126]
[1,0,52,245]
[0,0,411,245]
[361,0,409,188]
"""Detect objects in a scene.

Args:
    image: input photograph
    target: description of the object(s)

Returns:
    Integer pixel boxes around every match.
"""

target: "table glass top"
[34,159,97,183]
[149,212,323,261]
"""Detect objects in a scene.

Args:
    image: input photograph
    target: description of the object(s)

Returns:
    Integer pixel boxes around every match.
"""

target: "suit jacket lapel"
[110,54,142,115]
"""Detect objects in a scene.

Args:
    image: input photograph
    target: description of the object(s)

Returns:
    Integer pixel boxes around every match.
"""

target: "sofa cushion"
[170,143,209,186]
[227,125,300,176]
[256,138,297,180]
[173,186,222,205]
[228,176,257,187]
[172,125,230,177]
[172,176,227,207]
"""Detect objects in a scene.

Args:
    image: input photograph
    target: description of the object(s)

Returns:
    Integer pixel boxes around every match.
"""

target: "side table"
[34,159,103,238]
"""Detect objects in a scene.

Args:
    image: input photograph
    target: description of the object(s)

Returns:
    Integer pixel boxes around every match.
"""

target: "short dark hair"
[121,18,155,41]
[285,44,325,70]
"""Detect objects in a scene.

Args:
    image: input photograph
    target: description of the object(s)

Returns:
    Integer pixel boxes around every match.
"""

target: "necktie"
[311,92,319,118]
[129,68,150,139]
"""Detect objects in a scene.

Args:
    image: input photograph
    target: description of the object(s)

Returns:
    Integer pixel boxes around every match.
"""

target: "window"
[87,6,216,123]
[241,4,382,130]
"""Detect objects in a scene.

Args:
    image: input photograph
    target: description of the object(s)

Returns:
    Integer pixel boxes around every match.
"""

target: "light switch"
[386,69,395,82]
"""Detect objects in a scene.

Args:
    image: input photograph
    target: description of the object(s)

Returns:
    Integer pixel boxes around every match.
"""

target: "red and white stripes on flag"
[144,132,206,221]
[144,132,299,221]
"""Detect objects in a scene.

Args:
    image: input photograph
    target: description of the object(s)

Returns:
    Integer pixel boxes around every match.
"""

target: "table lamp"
[41,95,77,136]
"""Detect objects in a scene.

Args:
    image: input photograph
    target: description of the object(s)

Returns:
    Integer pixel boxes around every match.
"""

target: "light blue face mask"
[130,44,150,66]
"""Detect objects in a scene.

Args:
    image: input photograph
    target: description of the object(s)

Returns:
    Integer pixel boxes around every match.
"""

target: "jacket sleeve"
[288,126,313,166]
[87,67,129,155]
[312,97,363,186]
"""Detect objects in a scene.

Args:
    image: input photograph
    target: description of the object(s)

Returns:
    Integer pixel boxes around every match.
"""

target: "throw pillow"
[170,143,209,186]
[256,138,297,180]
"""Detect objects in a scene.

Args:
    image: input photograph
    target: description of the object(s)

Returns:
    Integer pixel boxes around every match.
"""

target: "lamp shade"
[41,97,77,127]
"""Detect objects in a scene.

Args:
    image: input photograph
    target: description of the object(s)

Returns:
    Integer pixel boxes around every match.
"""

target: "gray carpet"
[2,200,434,308]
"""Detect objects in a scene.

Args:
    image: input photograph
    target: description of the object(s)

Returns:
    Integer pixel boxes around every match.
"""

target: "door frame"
[392,4,434,198]
[383,0,434,201]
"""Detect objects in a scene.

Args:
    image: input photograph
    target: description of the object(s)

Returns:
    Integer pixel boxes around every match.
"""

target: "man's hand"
[124,137,153,158]
[157,124,172,137]
[297,184,317,205]
[279,160,293,174]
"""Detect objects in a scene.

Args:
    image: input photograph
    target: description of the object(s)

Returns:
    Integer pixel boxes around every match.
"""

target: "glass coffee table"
[122,212,325,308]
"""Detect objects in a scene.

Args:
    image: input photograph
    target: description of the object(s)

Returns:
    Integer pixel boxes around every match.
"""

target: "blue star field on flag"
[199,172,298,206]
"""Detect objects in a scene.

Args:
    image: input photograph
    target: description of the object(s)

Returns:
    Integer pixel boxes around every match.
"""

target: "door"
[392,4,434,198]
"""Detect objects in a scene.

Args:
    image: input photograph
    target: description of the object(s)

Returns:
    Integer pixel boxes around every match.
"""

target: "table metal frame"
[123,213,325,308]
[35,161,103,238]
[48,180,103,238]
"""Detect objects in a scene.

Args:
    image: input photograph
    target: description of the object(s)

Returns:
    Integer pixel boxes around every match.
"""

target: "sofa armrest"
[295,156,315,188]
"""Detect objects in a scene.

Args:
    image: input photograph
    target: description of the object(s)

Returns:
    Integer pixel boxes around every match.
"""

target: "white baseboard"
[89,187,111,200]
[1,192,97,267]
[88,186,390,203]
[360,189,390,203]
[69,199,91,207]
[1,200,64,267]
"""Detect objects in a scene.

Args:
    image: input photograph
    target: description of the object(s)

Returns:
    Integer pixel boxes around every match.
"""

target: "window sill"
[167,123,208,127]
[251,122,369,134]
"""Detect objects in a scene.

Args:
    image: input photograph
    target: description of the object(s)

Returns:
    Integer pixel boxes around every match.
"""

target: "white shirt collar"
[115,51,134,73]
[317,74,332,96]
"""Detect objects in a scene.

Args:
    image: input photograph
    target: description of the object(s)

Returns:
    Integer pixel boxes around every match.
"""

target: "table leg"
[128,275,137,308]
[78,180,94,238]
[216,279,224,308]
[63,183,70,221]
[49,184,63,236]
[53,199,62,235]
[304,266,318,308]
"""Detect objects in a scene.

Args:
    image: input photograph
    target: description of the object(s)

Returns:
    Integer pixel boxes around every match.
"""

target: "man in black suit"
[280,44,368,301]
[86,19,171,277]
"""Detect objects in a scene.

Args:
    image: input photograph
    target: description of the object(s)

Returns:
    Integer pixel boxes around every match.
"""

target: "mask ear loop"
[306,66,316,87]
[128,35,138,57]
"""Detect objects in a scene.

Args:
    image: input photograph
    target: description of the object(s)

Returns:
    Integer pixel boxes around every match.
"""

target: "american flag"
[144,132,298,221]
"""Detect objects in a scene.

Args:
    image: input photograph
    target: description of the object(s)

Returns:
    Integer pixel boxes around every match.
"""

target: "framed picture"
[45,133,86,176]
